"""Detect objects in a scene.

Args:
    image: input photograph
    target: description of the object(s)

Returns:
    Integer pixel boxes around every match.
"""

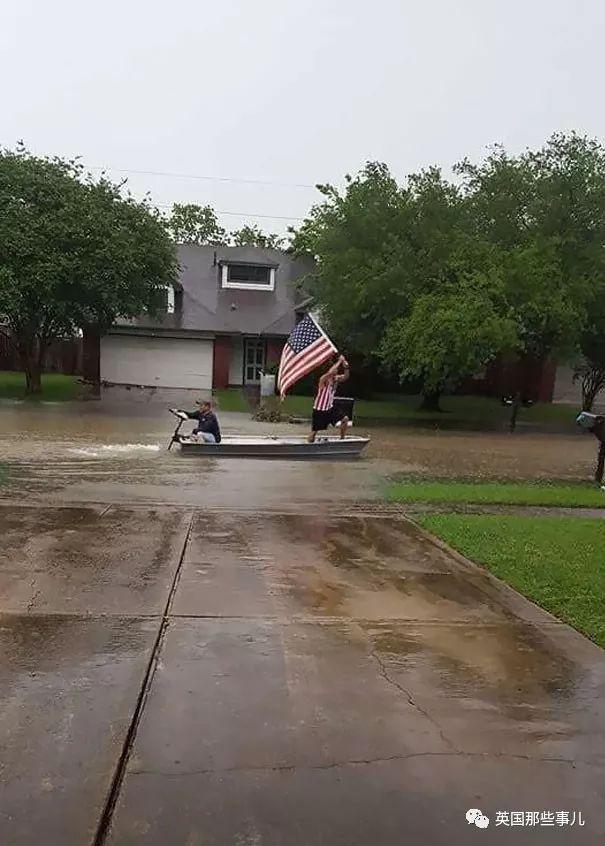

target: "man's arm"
[335,357,350,383]
[335,365,349,383]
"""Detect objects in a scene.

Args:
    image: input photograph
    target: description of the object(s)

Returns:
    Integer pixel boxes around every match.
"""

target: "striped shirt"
[314,377,337,411]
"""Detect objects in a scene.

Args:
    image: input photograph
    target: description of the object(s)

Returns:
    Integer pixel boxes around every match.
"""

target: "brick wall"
[460,354,556,402]
[212,337,231,389]
[265,338,284,366]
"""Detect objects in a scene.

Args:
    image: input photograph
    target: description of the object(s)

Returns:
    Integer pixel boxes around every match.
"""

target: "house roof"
[115,244,315,338]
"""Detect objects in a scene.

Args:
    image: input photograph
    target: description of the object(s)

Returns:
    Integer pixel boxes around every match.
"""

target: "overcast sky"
[2,0,604,235]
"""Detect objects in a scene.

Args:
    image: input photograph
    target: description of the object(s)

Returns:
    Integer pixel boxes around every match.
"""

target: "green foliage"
[291,162,413,357]
[230,224,284,249]
[419,514,605,646]
[166,206,285,250]
[293,134,605,401]
[0,145,177,391]
[166,202,228,245]
[0,147,84,347]
[455,134,605,361]
[381,278,518,394]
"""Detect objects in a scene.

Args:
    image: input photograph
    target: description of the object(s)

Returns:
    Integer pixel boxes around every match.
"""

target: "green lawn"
[215,388,578,426]
[213,388,250,412]
[0,371,82,401]
[418,513,605,647]
[388,479,605,508]
[0,376,580,427]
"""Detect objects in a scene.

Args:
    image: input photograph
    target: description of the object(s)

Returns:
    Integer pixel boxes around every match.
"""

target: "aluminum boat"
[168,409,369,459]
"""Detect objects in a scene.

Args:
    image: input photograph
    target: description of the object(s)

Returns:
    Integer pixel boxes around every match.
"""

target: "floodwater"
[0,399,597,482]
[1,399,605,843]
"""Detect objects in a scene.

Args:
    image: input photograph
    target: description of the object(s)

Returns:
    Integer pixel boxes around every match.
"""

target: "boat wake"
[67,443,161,458]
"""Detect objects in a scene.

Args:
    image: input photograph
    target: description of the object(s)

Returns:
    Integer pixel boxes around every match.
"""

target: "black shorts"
[312,407,343,432]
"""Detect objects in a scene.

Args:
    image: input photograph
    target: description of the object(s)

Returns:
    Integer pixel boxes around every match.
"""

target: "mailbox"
[501,395,535,408]
[576,411,605,482]
[576,411,605,439]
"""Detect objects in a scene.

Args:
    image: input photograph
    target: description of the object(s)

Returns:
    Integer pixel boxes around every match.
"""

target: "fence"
[0,332,83,375]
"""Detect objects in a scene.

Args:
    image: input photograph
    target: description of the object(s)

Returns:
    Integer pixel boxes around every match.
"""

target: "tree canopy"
[293,133,605,406]
[230,224,284,249]
[0,145,177,392]
[166,204,284,249]
[166,202,228,246]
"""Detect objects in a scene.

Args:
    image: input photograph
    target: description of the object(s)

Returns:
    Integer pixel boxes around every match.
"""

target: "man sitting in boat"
[308,355,350,443]
[184,399,221,443]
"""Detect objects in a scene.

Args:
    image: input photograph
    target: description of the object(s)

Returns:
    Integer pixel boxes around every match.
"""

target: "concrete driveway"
[1,406,604,844]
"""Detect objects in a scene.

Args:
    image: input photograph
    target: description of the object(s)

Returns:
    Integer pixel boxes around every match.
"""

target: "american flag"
[277,314,337,398]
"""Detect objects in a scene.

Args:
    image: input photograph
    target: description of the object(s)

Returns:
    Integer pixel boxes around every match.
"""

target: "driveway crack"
[92,511,194,845]
[127,750,600,778]
[371,650,458,751]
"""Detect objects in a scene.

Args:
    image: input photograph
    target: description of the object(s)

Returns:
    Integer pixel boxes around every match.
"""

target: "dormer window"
[221,262,276,291]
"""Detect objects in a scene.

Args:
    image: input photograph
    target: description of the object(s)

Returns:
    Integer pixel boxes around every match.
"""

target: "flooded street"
[0,401,598,510]
[1,401,604,844]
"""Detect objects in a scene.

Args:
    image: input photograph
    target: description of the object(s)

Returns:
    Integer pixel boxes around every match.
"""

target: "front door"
[244,338,265,385]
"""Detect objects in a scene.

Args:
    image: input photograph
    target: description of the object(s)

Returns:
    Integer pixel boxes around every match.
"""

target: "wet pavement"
[1,402,604,844]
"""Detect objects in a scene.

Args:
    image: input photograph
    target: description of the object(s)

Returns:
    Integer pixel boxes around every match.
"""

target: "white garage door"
[101,335,213,390]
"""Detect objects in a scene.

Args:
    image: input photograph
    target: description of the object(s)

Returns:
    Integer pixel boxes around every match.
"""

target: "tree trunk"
[17,336,43,395]
[419,390,443,412]
[596,442,605,485]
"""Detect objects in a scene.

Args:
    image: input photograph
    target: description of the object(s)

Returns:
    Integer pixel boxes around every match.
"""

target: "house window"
[221,263,276,291]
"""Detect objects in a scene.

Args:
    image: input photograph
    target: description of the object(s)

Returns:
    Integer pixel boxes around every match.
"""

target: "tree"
[293,136,605,416]
[0,145,177,393]
[166,203,227,245]
[230,224,284,249]
[574,360,605,412]
[574,293,605,410]
[381,275,518,410]
[291,162,413,359]
[456,133,605,423]
[291,162,477,406]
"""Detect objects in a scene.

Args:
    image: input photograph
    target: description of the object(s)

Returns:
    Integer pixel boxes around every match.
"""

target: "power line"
[88,164,317,190]
[216,210,303,221]
[154,202,303,221]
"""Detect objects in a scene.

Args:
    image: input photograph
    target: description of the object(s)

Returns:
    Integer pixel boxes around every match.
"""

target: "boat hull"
[177,436,370,459]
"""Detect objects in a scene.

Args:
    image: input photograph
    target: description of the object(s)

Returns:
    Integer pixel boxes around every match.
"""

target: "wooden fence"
[0,332,82,375]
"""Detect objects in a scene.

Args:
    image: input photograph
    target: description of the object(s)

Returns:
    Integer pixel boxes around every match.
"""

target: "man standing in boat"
[308,354,350,442]
[184,398,221,443]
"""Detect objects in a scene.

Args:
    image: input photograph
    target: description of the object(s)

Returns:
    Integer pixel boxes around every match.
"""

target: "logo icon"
[466,809,490,829]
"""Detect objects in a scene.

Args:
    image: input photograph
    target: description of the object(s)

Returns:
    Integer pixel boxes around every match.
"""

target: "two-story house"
[99,244,314,393]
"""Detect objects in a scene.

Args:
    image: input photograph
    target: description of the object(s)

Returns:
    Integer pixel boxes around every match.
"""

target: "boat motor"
[168,408,189,450]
